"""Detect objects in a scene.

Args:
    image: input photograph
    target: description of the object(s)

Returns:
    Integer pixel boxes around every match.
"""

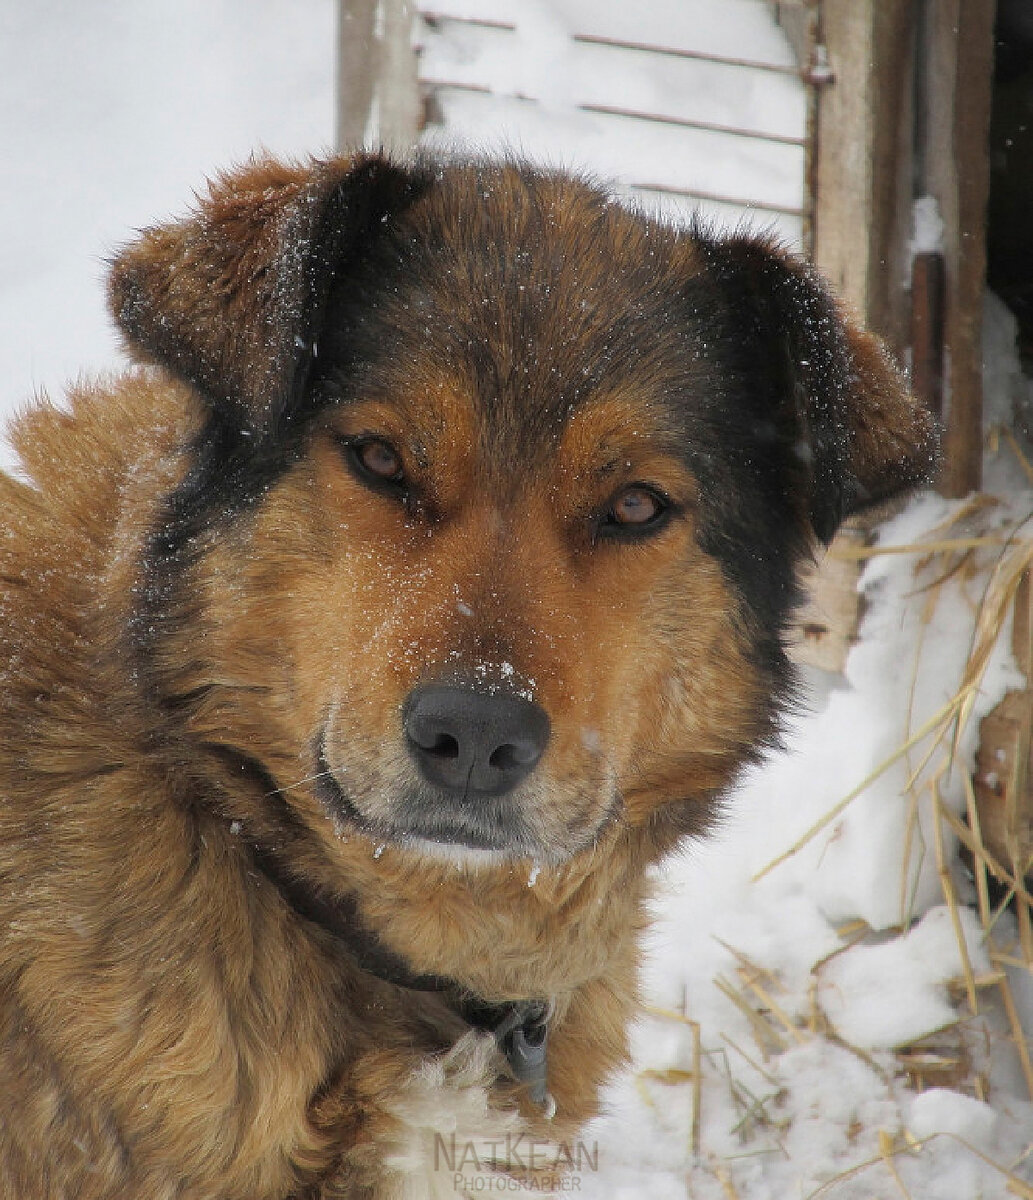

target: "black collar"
[249,842,554,1108]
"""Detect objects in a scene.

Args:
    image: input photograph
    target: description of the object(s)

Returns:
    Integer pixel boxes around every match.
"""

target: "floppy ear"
[109,154,427,437]
[837,319,941,516]
[703,234,939,543]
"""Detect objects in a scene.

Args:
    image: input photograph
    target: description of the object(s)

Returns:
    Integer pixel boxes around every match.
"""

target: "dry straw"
[649,476,1033,1195]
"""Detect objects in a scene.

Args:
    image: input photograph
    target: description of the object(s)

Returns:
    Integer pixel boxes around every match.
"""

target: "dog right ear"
[109,154,428,438]
[699,232,939,545]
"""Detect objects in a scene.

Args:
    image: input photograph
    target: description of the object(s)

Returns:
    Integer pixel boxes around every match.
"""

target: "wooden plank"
[910,251,946,418]
[417,20,807,141]
[629,186,804,246]
[572,33,803,79]
[810,0,877,317]
[811,0,915,339]
[865,0,919,360]
[338,0,379,148]
[973,570,1033,881]
[337,0,420,152]
[812,0,993,496]
[579,105,804,148]
[922,0,995,498]
[426,89,806,212]
[418,0,797,70]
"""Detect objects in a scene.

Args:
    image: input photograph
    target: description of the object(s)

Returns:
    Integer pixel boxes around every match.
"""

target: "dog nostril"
[407,716,460,758]
[426,733,460,760]
[488,742,533,771]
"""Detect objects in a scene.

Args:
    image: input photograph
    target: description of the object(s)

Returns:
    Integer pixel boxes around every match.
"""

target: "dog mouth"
[313,734,545,859]
[312,730,625,864]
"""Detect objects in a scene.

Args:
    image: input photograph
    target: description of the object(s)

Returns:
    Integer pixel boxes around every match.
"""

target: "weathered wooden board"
[424,86,806,213]
[973,570,1033,880]
[812,0,994,497]
[417,18,807,140]
[419,0,800,70]
[414,0,809,244]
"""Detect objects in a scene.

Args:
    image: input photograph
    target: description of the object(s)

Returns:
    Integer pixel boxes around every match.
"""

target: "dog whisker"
[263,767,339,798]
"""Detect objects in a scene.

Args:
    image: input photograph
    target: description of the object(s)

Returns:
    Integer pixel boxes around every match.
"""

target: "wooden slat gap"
[418,10,517,33]
[573,32,808,80]
[580,103,807,147]
[422,78,807,149]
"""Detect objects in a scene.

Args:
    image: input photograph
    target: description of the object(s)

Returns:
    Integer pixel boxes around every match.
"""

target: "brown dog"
[0,154,935,1198]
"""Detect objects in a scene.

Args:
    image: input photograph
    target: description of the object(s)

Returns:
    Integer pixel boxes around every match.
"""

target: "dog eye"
[346,438,406,487]
[609,486,668,527]
[599,485,672,540]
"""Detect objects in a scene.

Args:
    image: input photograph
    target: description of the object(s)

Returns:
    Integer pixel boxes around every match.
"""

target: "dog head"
[111,154,937,871]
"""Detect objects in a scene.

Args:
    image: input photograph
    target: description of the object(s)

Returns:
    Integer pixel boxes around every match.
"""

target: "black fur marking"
[130,406,306,712]
[695,231,853,543]
[277,157,436,435]
[663,230,863,706]
[130,159,436,709]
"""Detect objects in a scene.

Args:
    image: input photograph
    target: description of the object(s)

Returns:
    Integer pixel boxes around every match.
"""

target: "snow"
[420,0,799,69]
[2,3,1033,1197]
[818,907,989,1050]
[911,195,946,257]
[580,466,1033,1194]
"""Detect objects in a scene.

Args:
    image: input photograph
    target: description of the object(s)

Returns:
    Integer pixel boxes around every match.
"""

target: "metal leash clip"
[492,998,556,1114]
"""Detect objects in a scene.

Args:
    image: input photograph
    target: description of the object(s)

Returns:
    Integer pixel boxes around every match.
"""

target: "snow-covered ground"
[3,4,1032,1197]
[591,484,1033,1198]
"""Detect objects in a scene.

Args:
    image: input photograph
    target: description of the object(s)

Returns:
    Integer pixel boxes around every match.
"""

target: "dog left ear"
[109,154,427,438]
[704,234,939,543]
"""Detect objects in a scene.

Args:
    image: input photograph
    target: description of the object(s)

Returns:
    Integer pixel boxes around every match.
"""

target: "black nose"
[403,684,550,797]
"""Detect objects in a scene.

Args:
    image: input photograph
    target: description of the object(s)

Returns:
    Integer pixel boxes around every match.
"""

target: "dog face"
[111,155,936,871]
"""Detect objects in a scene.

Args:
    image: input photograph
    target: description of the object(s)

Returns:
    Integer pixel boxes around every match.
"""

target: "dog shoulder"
[0,372,201,787]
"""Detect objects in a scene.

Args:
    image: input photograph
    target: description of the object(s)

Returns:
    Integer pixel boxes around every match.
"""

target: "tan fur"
[0,155,937,1198]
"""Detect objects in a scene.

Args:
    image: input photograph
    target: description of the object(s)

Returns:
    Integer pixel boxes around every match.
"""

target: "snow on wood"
[416,18,807,140]
[425,88,806,210]
[338,0,421,150]
[420,0,799,70]
[415,0,809,245]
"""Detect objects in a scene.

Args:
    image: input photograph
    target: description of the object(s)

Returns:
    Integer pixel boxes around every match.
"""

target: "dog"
[0,153,936,1198]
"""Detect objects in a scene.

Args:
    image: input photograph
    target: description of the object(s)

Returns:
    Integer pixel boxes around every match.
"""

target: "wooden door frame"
[810,0,996,497]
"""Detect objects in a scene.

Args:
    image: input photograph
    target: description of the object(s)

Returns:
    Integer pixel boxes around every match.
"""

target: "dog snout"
[403,684,550,797]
